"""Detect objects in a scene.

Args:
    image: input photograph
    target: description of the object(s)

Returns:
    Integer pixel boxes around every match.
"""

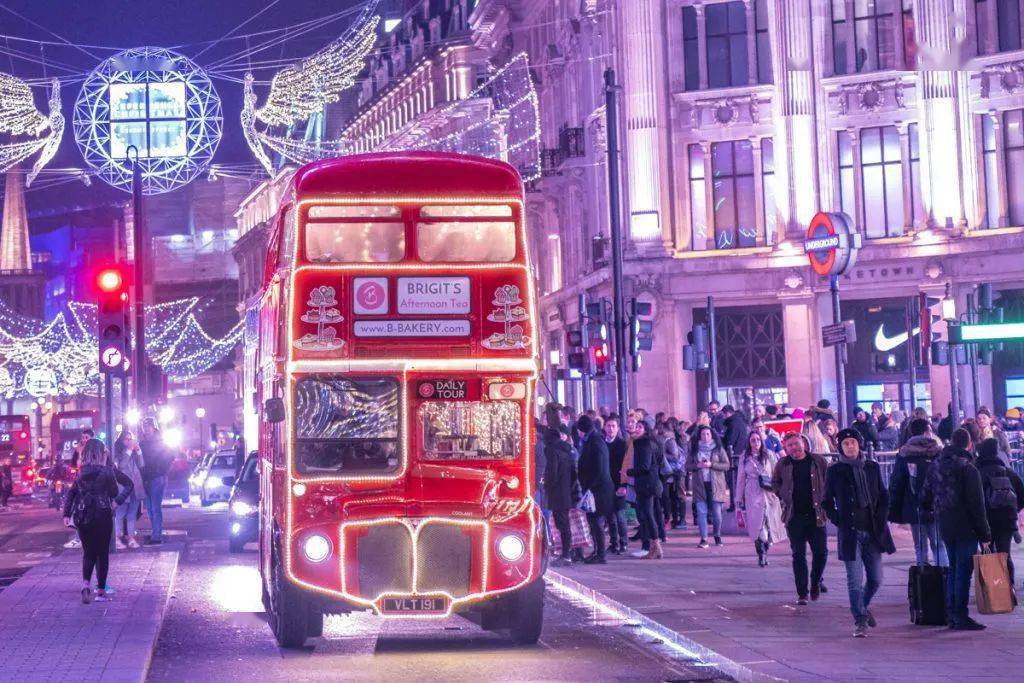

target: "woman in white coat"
[736,430,787,566]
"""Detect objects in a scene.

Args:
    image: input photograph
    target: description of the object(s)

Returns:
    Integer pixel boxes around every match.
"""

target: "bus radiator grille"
[354,523,413,599]
[415,523,474,599]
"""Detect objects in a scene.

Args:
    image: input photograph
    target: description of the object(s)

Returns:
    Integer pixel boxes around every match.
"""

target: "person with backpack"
[975,437,1024,584]
[62,438,133,604]
[888,418,947,567]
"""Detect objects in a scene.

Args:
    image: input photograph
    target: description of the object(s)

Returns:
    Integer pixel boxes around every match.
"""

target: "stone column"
[896,122,914,231]
[768,0,820,238]
[912,0,969,231]
[751,136,767,245]
[989,111,1009,227]
[744,0,758,85]
[849,128,866,232]
[696,3,709,90]
[701,141,716,250]
[617,0,675,253]
[782,294,825,411]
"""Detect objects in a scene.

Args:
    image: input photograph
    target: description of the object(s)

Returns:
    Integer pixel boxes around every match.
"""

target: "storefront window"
[1006,377,1024,409]
[293,377,400,475]
[419,401,521,461]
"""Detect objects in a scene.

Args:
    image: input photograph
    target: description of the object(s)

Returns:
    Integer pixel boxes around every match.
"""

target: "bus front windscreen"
[419,401,521,461]
[294,377,399,475]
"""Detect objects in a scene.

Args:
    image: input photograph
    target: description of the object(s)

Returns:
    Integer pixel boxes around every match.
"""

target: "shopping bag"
[577,489,596,514]
[974,550,1016,614]
[736,509,745,529]
[568,507,594,550]
[547,515,562,556]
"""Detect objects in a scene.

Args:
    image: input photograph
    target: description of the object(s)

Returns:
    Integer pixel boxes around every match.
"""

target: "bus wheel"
[270,544,309,649]
[508,579,544,645]
[306,606,324,638]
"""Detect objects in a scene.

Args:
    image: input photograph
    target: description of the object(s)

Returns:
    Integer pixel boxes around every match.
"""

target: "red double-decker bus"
[0,415,34,496]
[51,409,98,466]
[255,153,544,648]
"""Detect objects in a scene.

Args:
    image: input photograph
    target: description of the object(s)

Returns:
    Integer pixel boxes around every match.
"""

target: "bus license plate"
[381,596,449,615]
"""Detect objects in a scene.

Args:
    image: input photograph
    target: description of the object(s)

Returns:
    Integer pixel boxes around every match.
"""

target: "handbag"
[577,489,596,514]
[736,509,746,529]
[758,474,773,491]
[974,548,1016,614]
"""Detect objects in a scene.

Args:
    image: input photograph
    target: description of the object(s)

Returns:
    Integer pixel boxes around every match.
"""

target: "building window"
[711,140,757,249]
[838,126,905,238]
[1007,377,1024,409]
[982,109,1024,228]
[706,1,749,88]
[902,0,918,68]
[761,138,776,244]
[689,144,708,250]
[683,6,700,91]
[755,0,773,84]
[833,0,900,74]
[976,0,1023,54]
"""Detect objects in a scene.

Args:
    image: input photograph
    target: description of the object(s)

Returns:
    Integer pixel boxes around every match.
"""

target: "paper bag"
[974,551,1016,615]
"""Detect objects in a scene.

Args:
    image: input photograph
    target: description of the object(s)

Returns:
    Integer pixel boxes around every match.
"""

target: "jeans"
[635,491,658,550]
[608,495,628,549]
[945,537,979,626]
[586,511,606,558]
[115,496,141,538]
[786,514,828,597]
[144,476,167,541]
[843,531,884,625]
[695,498,723,540]
[990,531,1015,586]
[911,522,948,567]
[80,512,114,590]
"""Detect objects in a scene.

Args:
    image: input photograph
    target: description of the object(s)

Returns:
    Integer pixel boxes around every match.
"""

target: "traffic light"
[96,265,129,377]
[920,292,943,366]
[141,361,167,406]
[591,342,610,377]
[628,298,653,372]
[684,323,710,370]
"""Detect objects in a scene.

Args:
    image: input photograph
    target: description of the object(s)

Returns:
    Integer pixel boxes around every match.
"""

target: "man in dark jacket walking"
[603,416,629,554]
[921,428,992,631]
[975,437,1024,584]
[576,415,614,564]
[139,418,171,545]
[824,429,896,638]
[722,406,748,512]
[772,433,830,605]
[544,428,578,567]
[888,418,947,567]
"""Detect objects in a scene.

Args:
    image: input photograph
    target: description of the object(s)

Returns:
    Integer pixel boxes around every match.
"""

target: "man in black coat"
[576,415,614,564]
[603,415,629,553]
[823,429,896,638]
[851,409,880,452]
[544,428,578,566]
[722,406,748,511]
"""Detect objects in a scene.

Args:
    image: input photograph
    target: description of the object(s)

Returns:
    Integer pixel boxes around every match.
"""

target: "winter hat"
[576,415,595,434]
[642,414,656,431]
[816,399,831,410]
[836,428,864,450]
[1007,408,1022,420]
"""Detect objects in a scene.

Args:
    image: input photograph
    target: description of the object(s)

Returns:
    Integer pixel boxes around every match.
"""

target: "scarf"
[840,453,872,509]
[697,441,716,457]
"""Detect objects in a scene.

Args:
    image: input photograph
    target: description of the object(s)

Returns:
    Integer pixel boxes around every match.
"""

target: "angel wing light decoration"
[0,75,64,183]
[242,1,380,175]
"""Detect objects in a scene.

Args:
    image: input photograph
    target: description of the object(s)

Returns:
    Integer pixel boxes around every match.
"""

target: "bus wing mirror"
[264,398,285,424]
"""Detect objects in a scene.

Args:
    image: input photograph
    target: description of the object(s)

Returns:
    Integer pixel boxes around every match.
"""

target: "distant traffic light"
[592,342,610,377]
[684,322,710,370]
[96,265,129,377]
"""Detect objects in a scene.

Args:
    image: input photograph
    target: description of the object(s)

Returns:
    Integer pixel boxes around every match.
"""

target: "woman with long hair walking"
[63,438,134,603]
[736,431,787,566]
[113,431,145,549]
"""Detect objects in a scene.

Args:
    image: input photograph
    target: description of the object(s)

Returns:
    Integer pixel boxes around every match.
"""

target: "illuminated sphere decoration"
[73,47,222,195]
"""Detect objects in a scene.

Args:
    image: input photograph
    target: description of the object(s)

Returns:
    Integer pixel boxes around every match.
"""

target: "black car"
[228,451,259,553]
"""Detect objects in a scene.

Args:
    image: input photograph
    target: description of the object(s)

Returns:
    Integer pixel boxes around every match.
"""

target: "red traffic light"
[97,268,124,293]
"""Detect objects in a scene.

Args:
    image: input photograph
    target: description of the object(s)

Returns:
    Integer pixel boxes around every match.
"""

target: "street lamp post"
[195,407,206,456]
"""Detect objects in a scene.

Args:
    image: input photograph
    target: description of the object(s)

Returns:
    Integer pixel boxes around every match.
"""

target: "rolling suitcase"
[908,564,947,625]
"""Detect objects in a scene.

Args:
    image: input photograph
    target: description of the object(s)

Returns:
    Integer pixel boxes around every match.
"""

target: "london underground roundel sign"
[804,211,862,277]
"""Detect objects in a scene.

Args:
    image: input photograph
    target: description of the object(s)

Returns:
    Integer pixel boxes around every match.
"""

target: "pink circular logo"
[418,383,435,398]
[356,281,385,310]
[499,384,515,398]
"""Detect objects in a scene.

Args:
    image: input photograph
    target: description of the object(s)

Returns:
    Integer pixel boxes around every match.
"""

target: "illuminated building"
[470,0,1024,418]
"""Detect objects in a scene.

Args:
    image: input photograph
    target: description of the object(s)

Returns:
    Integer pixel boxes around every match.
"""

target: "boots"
[755,538,765,566]
[644,539,663,559]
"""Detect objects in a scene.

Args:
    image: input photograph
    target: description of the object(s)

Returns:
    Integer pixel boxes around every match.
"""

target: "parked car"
[189,452,215,496]
[166,453,191,503]
[228,451,259,553]
[197,453,237,506]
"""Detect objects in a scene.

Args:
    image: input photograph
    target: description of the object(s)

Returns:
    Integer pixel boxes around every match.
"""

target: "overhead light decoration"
[0,74,64,183]
[74,46,223,194]
[242,0,381,174]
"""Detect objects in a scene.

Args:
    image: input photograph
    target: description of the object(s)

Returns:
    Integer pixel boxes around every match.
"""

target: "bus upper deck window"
[309,205,401,219]
[420,205,513,219]
[306,221,405,263]
[417,221,516,262]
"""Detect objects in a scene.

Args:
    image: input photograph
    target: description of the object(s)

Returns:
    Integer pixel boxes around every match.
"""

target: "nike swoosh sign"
[874,325,921,353]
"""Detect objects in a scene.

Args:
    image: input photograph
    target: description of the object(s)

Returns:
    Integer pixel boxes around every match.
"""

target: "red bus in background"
[51,410,98,467]
[255,153,543,648]
[0,415,35,496]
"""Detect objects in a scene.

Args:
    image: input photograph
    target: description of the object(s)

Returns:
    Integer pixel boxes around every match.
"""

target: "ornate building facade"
[470,0,1024,419]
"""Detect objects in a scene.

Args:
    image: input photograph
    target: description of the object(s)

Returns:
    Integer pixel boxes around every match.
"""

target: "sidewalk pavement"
[552,522,1024,682]
[0,547,179,683]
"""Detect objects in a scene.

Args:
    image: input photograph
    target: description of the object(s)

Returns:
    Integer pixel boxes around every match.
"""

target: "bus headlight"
[497,534,525,562]
[230,522,242,535]
[230,501,254,516]
[302,534,331,563]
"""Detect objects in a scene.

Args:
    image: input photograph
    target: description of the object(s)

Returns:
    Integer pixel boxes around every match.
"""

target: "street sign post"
[821,320,857,348]
[804,212,861,427]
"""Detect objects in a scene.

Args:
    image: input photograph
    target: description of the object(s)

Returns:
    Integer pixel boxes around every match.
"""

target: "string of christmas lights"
[0,72,63,177]
[0,297,241,398]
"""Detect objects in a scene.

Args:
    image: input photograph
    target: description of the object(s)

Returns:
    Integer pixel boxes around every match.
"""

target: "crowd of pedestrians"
[537,397,1024,637]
